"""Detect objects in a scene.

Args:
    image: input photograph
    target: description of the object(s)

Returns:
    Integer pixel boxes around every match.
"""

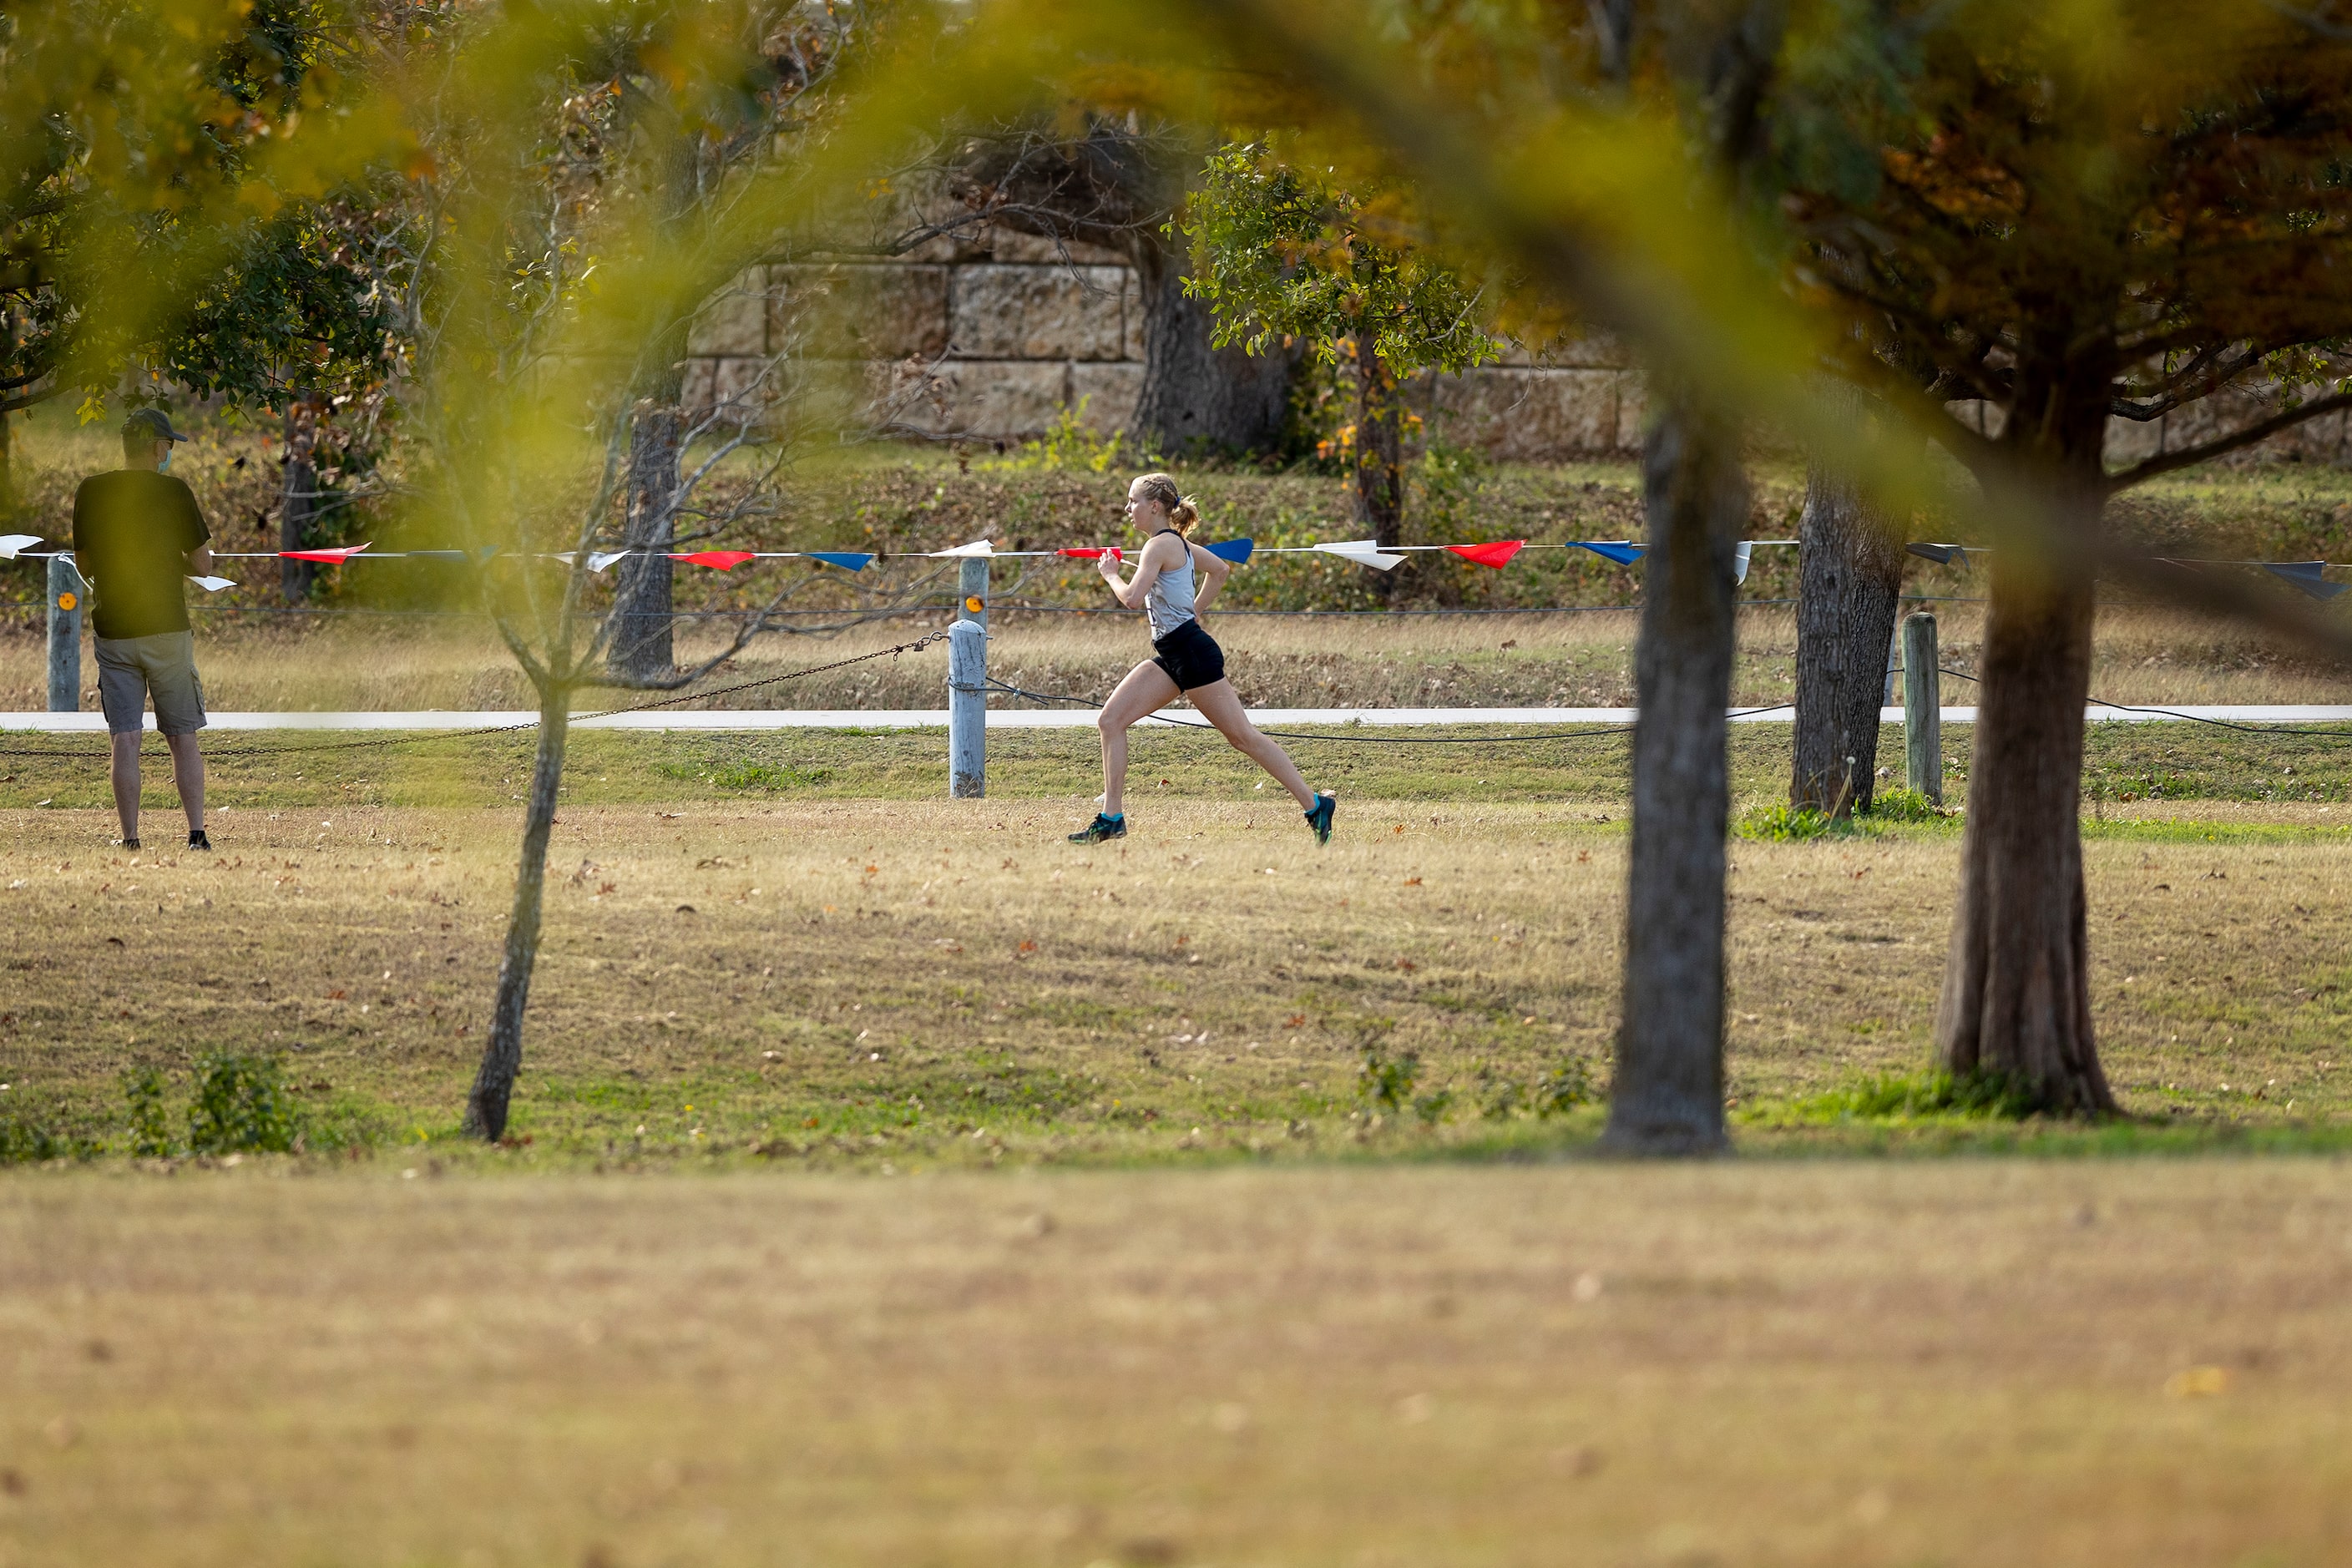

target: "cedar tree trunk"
[280,393,322,604]
[1129,235,1293,456]
[1789,443,1904,814]
[1603,397,1749,1156]
[463,685,572,1141]
[611,373,684,682]
[1933,382,2117,1115]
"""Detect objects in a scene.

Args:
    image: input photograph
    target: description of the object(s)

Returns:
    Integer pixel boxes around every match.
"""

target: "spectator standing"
[72,408,214,851]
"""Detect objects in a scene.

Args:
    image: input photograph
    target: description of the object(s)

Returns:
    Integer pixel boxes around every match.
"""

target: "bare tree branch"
[2105,388,2352,491]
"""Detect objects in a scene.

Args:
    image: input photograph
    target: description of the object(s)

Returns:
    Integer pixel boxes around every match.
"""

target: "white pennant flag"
[188,574,237,592]
[928,539,996,558]
[1313,539,1407,571]
[1733,541,1752,585]
[0,534,41,560]
[589,550,631,573]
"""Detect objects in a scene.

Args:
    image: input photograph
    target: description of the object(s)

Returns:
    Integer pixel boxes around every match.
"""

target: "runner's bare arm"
[1097,532,1182,609]
[1189,541,1232,612]
[188,544,213,574]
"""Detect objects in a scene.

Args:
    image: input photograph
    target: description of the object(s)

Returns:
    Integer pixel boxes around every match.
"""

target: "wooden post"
[47,555,83,712]
[1902,610,1941,803]
[948,620,986,799]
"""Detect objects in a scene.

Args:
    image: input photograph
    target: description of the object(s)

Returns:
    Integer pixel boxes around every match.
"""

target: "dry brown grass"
[4,1161,2351,1566]
[3,801,2349,1158]
[7,600,2349,713]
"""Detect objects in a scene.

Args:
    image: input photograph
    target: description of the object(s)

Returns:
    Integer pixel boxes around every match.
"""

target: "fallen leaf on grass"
[2165,1365,2228,1399]
[1403,876,1422,886]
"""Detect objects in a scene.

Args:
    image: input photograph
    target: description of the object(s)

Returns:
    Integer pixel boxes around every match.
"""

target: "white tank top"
[1143,530,1197,639]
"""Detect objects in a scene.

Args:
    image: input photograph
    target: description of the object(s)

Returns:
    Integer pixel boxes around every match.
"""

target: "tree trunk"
[1790,432,1905,815]
[610,377,683,682]
[463,687,571,1141]
[0,407,14,522]
[1933,373,2117,1115]
[1603,397,1749,1156]
[1350,337,1404,546]
[280,393,322,604]
[1128,235,1294,457]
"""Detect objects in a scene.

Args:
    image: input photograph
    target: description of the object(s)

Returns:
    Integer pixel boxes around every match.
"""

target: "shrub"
[1862,788,1953,823]
[1736,802,1843,842]
[187,1054,303,1155]
[1358,1044,1420,1115]
[1535,1056,1598,1115]
[0,1117,80,1165]
[123,1067,175,1158]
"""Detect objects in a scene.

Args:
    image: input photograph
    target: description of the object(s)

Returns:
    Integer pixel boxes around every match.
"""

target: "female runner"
[1068,472,1336,845]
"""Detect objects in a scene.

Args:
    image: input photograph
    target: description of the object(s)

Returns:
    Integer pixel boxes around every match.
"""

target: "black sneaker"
[113,837,141,851]
[1068,812,1126,844]
[188,829,212,852]
[1304,792,1336,845]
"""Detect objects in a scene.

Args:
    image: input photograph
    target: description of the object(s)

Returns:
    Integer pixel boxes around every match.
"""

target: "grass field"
[4,1162,2351,1566]
[5,720,2352,1162]
[8,600,2352,716]
[8,618,2352,1562]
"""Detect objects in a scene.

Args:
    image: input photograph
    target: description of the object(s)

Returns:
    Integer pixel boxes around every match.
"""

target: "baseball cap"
[121,407,190,443]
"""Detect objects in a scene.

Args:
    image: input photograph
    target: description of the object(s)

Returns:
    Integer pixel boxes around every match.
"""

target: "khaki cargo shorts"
[95,630,208,737]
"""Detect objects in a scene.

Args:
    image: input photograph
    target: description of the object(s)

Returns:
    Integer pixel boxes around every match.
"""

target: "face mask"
[158,448,172,473]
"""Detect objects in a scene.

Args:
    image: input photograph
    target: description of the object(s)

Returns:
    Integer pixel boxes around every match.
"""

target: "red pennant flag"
[280,544,372,564]
[1058,547,1122,561]
[1446,540,1525,569]
[668,550,756,571]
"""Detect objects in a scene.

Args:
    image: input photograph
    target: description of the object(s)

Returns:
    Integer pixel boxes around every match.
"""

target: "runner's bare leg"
[1186,679,1317,807]
[1096,660,1180,816]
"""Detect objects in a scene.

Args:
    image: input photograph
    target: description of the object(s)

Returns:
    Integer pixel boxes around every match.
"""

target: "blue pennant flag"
[1205,537,1254,564]
[807,551,874,572]
[1907,542,1969,565]
[2263,561,2347,599]
[1574,541,1646,566]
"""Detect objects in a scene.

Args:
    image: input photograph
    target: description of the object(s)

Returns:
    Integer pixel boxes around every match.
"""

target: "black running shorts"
[1151,619,1227,691]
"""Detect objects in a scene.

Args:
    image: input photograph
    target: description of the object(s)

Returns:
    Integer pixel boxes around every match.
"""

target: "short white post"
[948,619,986,799]
[47,555,83,712]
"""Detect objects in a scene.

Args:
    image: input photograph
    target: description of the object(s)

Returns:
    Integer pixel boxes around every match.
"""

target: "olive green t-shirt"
[71,470,210,640]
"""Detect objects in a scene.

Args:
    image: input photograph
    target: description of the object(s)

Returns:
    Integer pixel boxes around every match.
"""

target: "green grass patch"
[1745,1067,2041,1128]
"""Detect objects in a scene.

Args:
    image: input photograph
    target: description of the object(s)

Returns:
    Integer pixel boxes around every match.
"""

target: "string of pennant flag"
[3,531,2345,599]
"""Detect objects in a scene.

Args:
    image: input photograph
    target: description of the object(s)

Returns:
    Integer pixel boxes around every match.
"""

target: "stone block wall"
[680,240,2345,466]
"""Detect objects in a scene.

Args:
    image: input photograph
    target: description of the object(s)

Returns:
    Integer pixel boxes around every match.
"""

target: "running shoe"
[188,829,212,852]
[112,837,141,851]
[1068,812,1126,844]
[1304,792,1336,845]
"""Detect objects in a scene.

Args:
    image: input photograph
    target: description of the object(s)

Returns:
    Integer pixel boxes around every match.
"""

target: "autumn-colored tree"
[1181,144,1500,549]
[0,0,389,515]
[1784,0,2352,1110]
